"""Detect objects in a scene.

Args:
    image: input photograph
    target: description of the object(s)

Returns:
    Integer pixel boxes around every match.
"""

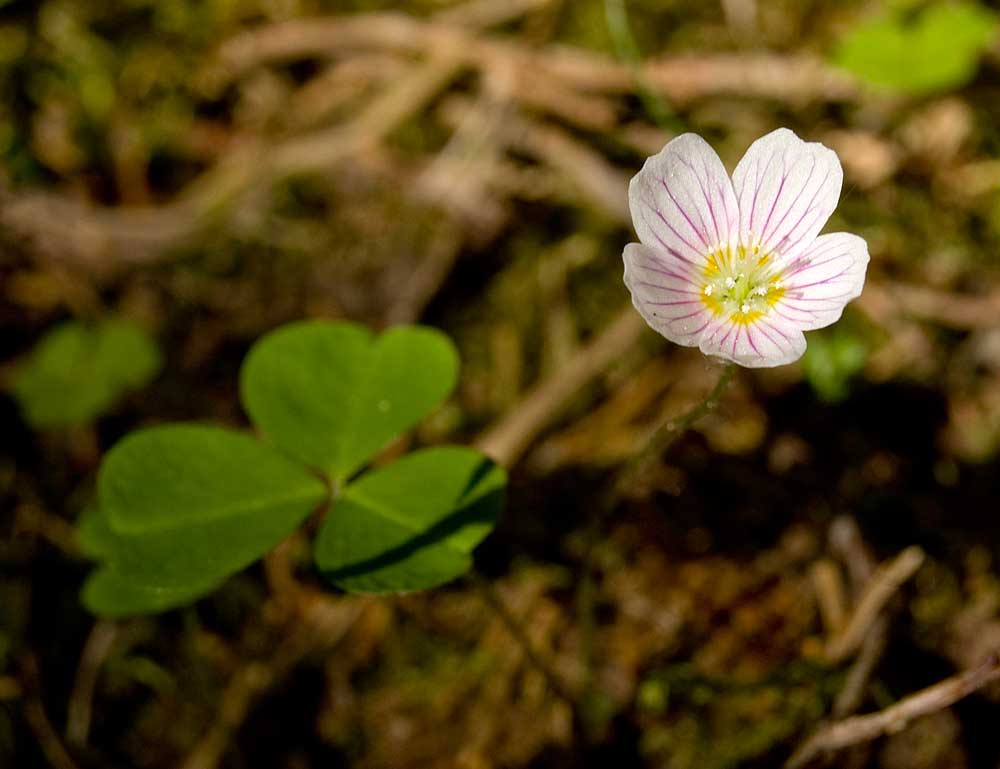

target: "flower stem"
[615,362,736,494]
[471,362,736,734]
[577,361,736,724]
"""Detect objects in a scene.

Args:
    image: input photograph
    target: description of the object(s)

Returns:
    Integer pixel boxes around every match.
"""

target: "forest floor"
[5,1,1000,767]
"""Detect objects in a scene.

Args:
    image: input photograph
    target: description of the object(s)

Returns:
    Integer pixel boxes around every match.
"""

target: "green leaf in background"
[832,2,998,95]
[11,319,162,428]
[90,425,326,608]
[885,0,928,10]
[240,321,459,482]
[802,328,869,403]
[315,447,505,594]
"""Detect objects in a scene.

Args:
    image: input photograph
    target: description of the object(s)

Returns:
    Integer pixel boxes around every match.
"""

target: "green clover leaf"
[12,319,162,428]
[315,447,505,593]
[240,321,459,482]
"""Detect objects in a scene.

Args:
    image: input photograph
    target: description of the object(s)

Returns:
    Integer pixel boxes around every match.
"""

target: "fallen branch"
[4,6,865,273]
[828,516,876,592]
[212,13,858,103]
[3,55,463,269]
[438,97,630,222]
[433,0,554,28]
[785,654,1000,769]
[881,281,1000,330]
[825,546,925,663]
[832,616,890,719]
[809,559,848,637]
[66,620,120,746]
[474,308,646,467]
[824,517,894,719]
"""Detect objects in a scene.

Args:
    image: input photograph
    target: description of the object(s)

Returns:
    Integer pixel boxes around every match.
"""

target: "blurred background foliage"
[12,319,161,427]
[5,0,1000,768]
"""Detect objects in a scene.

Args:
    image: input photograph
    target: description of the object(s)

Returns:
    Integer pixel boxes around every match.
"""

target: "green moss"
[638,663,843,769]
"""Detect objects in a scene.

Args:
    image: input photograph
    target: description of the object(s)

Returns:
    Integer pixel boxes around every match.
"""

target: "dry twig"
[213,13,857,103]
[14,505,82,559]
[434,0,554,28]
[5,5,863,273]
[876,281,1000,331]
[815,521,903,741]
[825,546,925,663]
[810,559,848,636]
[3,56,463,269]
[785,654,1000,769]
[474,308,646,467]
[438,97,630,221]
[66,620,120,746]
[828,516,876,593]
[832,616,890,720]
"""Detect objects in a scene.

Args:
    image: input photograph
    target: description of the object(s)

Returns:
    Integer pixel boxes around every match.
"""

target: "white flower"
[623,128,869,368]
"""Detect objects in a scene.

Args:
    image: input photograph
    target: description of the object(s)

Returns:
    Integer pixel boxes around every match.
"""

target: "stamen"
[701,245,785,321]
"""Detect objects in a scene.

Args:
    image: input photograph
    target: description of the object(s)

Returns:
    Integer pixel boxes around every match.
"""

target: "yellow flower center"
[700,244,786,324]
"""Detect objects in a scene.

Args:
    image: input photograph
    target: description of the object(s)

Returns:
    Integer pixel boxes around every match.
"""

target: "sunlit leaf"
[315,447,504,593]
[240,321,459,482]
[95,425,326,594]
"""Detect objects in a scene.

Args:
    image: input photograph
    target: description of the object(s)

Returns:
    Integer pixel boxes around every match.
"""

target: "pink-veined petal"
[628,133,739,270]
[774,232,869,331]
[732,128,843,262]
[623,242,715,347]
[697,315,807,368]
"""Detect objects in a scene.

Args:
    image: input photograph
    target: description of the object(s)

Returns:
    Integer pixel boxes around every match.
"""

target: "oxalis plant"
[78,129,870,709]
[79,322,505,616]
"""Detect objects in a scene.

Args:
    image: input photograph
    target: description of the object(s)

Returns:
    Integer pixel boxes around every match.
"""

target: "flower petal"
[628,133,739,270]
[698,315,807,368]
[732,128,843,262]
[623,242,715,347]
[774,232,869,331]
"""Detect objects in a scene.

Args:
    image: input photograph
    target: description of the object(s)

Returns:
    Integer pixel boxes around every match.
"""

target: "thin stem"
[470,363,735,736]
[616,362,735,494]
[577,362,736,711]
